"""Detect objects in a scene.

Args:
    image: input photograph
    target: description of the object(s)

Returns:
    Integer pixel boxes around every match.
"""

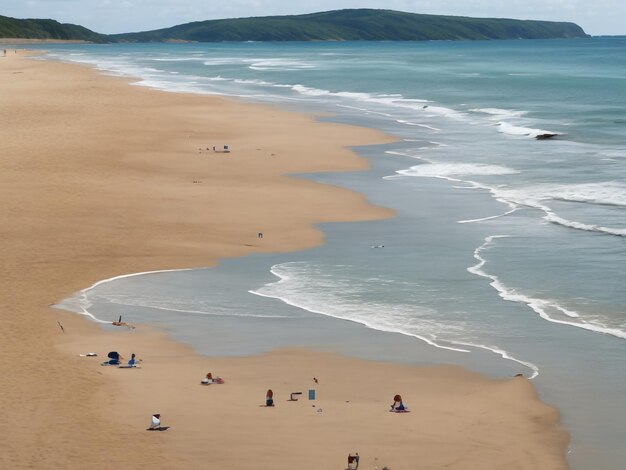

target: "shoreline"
[1,51,568,469]
[0,39,92,45]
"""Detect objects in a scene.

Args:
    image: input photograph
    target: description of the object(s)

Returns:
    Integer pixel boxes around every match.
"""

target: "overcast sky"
[1,0,622,36]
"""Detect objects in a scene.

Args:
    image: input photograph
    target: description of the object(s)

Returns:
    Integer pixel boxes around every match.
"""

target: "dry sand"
[0,51,568,469]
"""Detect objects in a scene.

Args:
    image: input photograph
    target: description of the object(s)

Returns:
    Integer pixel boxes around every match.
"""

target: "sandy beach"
[0,51,568,469]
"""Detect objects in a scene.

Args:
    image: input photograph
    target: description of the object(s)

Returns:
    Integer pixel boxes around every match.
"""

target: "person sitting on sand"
[391,394,406,411]
[128,353,137,367]
[201,372,213,384]
[266,389,274,407]
[347,453,360,470]
[102,351,122,366]
[148,413,169,431]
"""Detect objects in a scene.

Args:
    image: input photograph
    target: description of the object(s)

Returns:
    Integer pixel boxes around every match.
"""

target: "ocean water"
[41,38,626,469]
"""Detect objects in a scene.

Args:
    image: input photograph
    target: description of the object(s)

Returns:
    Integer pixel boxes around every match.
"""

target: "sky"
[0,0,622,36]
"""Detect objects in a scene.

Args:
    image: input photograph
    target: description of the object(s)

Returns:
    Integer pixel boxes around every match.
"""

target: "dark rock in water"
[535,133,558,140]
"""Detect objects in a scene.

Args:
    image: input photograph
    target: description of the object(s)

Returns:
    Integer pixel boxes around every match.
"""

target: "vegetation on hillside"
[0,15,108,43]
[0,9,588,44]
[112,9,588,42]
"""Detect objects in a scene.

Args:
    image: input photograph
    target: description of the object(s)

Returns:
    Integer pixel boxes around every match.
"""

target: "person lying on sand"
[112,315,135,329]
[201,372,224,384]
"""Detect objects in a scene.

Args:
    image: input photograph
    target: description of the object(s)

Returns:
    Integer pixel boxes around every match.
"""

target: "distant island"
[1,9,589,44]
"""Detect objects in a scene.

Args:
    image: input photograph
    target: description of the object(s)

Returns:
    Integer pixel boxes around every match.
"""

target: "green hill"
[112,9,588,42]
[0,15,108,43]
[0,10,588,44]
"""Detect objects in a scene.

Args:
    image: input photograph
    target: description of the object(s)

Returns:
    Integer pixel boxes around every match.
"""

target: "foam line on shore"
[249,266,545,374]
[455,180,626,238]
[458,205,519,224]
[249,286,470,353]
[468,235,626,340]
[89,300,293,319]
[69,268,195,323]
[450,340,539,379]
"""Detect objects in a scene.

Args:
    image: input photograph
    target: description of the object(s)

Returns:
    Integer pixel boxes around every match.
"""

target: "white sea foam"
[59,268,194,324]
[486,183,626,236]
[150,57,207,62]
[233,78,290,87]
[249,58,315,70]
[396,120,440,131]
[497,121,560,138]
[95,299,290,319]
[470,108,527,119]
[421,105,466,118]
[250,262,469,353]
[384,150,434,162]
[544,213,626,236]
[468,236,626,340]
[544,182,626,207]
[202,57,248,65]
[251,262,543,374]
[449,340,539,379]
[289,84,466,118]
[336,104,394,117]
[396,163,519,180]
[457,206,519,224]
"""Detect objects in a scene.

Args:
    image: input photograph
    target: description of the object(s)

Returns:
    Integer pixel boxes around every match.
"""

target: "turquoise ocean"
[40,38,626,469]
